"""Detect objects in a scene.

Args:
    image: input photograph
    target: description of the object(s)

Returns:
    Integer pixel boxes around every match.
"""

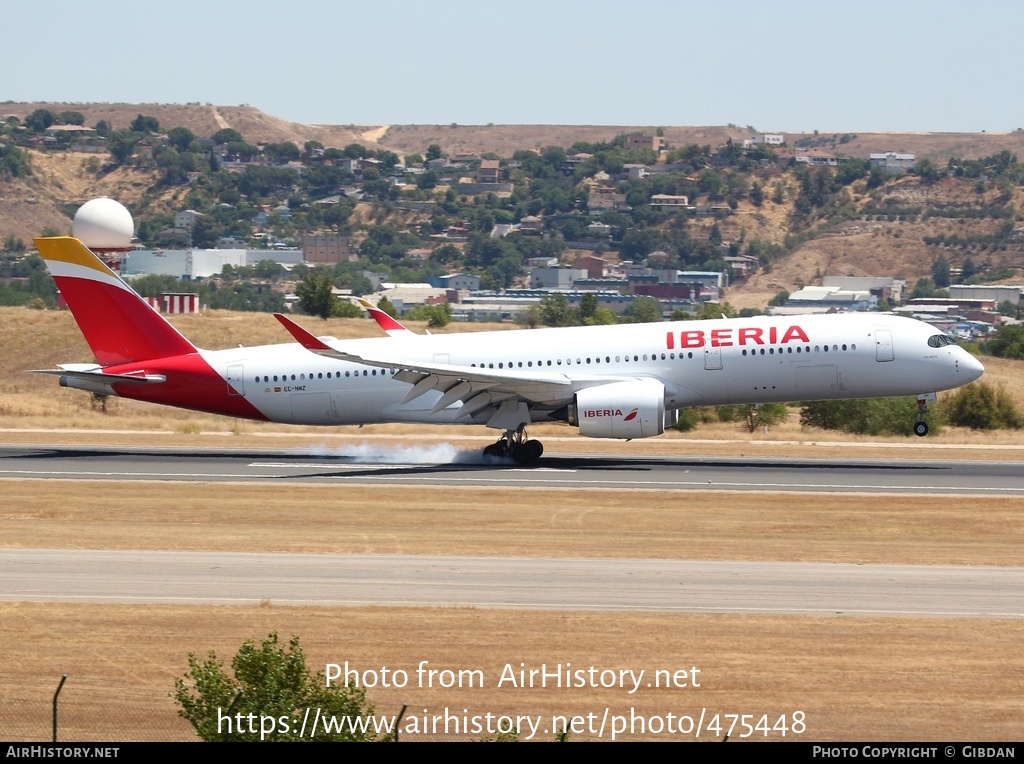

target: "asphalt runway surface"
[2,444,1024,494]
[3,444,1021,618]
[2,548,1021,618]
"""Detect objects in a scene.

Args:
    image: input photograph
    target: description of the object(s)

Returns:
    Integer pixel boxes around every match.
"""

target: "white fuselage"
[200,313,983,428]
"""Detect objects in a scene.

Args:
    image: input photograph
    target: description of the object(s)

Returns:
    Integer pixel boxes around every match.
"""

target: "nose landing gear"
[914,392,936,437]
[483,425,544,464]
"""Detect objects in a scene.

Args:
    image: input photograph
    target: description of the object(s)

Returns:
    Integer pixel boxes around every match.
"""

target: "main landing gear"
[483,425,544,464]
[914,393,936,437]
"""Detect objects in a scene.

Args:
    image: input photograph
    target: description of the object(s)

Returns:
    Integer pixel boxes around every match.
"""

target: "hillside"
[7,102,1024,161]
[5,102,1024,310]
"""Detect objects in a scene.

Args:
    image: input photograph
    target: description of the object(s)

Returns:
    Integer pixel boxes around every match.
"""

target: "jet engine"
[569,379,666,439]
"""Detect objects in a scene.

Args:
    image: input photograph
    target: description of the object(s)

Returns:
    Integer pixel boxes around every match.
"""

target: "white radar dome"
[72,197,134,250]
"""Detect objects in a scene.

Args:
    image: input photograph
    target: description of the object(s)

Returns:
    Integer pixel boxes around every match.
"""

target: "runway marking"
[251,461,414,471]
[0,469,253,479]
[327,474,1024,493]
[0,593,1017,617]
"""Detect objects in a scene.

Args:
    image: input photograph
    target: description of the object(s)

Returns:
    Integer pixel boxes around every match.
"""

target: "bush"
[718,403,788,432]
[673,408,701,432]
[173,632,388,742]
[800,397,939,437]
[941,382,1023,430]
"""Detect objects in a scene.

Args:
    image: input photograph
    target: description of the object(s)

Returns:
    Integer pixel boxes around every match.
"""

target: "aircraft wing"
[273,313,623,416]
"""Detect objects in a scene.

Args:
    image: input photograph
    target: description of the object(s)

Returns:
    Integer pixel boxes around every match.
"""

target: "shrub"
[941,382,1022,430]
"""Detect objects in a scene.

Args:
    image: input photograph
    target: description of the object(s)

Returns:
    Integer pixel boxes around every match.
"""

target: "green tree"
[130,114,160,133]
[213,128,244,144]
[167,126,196,151]
[932,256,951,288]
[108,129,141,166]
[297,272,342,319]
[622,295,663,323]
[538,293,575,327]
[173,632,386,742]
[984,325,1024,359]
[24,109,56,132]
[405,303,451,328]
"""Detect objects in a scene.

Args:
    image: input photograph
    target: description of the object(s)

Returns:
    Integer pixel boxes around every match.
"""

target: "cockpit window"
[927,334,958,348]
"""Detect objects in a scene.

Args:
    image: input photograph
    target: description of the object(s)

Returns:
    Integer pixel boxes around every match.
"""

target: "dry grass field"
[3,604,1021,742]
[2,306,1023,742]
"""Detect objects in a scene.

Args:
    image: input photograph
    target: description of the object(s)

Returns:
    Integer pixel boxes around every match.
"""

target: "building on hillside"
[823,276,904,304]
[870,152,915,175]
[752,133,784,145]
[623,134,666,152]
[649,194,689,209]
[794,150,838,166]
[781,285,876,312]
[302,234,353,264]
[949,284,1024,307]
[530,267,587,289]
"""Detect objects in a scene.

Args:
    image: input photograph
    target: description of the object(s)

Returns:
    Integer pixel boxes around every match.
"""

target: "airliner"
[33,236,984,463]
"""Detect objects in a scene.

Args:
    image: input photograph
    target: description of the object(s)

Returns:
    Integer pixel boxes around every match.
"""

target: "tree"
[130,114,160,133]
[984,325,1024,359]
[24,109,56,132]
[107,129,141,166]
[405,303,451,328]
[167,126,196,151]
[173,632,386,741]
[538,293,575,327]
[296,272,341,319]
[932,256,951,288]
[622,295,663,324]
[213,128,244,144]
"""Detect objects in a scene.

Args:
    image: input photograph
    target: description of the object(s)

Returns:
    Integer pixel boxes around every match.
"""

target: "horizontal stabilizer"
[30,369,167,385]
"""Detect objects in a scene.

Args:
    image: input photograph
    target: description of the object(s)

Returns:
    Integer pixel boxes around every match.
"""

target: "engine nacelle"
[570,380,666,439]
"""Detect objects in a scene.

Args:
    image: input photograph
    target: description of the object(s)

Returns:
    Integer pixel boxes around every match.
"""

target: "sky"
[4,0,1023,133]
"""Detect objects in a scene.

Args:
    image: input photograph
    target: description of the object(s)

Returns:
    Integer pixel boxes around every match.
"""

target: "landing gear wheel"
[513,439,544,465]
[483,443,508,459]
[913,421,929,437]
[483,425,544,465]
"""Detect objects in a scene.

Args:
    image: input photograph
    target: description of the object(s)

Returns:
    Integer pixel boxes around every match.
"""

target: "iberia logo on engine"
[584,408,639,421]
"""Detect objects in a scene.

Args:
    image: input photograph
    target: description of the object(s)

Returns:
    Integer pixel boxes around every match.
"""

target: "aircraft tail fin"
[34,236,200,366]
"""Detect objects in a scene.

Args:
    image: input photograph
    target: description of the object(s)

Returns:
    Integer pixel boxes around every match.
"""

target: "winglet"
[273,313,335,351]
[356,298,415,337]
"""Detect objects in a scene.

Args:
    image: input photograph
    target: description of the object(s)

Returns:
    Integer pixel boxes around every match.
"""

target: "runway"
[1,443,1024,494]
[4,443,1022,620]
[2,548,1021,618]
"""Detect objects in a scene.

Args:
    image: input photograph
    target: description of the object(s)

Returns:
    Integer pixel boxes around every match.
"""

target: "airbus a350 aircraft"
[33,236,984,463]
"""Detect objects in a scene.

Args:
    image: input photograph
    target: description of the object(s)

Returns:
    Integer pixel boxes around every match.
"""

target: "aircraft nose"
[960,352,984,382]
